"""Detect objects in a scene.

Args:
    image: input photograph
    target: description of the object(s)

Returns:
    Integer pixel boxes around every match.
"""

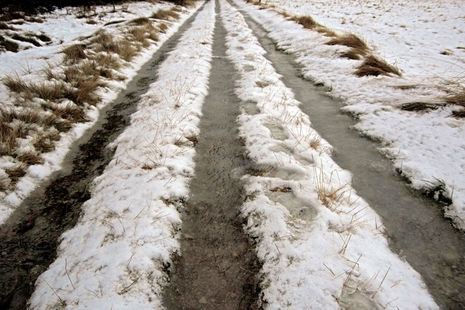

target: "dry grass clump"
[326,34,368,60]
[5,165,26,183]
[355,55,401,77]
[63,44,87,62]
[94,53,120,70]
[401,102,439,112]
[18,152,44,165]
[92,31,120,54]
[151,9,180,20]
[452,109,465,117]
[291,16,318,29]
[446,91,465,107]
[130,26,149,46]
[118,39,137,61]
[158,22,168,33]
[446,90,465,118]
[128,17,150,25]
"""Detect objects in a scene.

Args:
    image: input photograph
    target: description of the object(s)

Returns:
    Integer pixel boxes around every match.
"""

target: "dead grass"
[63,44,87,62]
[326,34,368,60]
[291,16,318,29]
[118,39,137,61]
[18,152,44,165]
[130,26,149,46]
[5,165,26,183]
[94,53,120,70]
[401,102,440,112]
[151,9,180,20]
[128,17,150,25]
[446,91,465,107]
[3,75,29,93]
[355,55,401,77]
[158,23,168,33]
[53,104,87,122]
[452,109,465,118]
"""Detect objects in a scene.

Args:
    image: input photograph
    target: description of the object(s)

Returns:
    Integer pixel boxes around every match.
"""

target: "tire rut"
[0,7,205,309]
[162,1,262,309]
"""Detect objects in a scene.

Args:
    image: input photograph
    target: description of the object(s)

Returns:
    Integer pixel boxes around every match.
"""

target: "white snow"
[233,0,465,229]
[0,1,200,224]
[29,1,215,308]
[221,0,437,308]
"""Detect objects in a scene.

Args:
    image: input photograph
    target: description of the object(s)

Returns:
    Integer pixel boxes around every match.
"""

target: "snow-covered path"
[1,0,465,309]
[229,1,465,309]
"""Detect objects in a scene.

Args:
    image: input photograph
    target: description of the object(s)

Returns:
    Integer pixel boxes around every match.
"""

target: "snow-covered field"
[0,1,199,224]
[236,0,465,229]
[29,1,214,308]
[222,1,437,308]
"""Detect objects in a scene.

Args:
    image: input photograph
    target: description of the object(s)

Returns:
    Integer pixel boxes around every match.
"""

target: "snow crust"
[221,0,437,308]
[233,0,465,229]
[28,1,215,309]
[0,1,198,224]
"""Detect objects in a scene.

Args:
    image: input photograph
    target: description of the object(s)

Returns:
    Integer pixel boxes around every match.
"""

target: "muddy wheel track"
[162,1,262,309]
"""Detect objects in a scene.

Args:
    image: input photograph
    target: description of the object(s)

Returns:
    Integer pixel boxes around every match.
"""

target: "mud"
[0,7,204,309]
[162,1,262,309]
[234,5,465,309]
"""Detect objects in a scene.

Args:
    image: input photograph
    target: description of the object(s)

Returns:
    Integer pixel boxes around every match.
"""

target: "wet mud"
[162,1,262,309]
[0,8,204,309]
[233,4,465,309]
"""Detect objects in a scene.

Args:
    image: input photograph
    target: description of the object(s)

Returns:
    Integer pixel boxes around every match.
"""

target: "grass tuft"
[128,17,150,25]
[355,55,401,77]
[326,34,368,59]
[401,102,440,112]
[63,44,87,62]
[446,91,465,107]
[291,16,318,29]
[328,34,367,49]
[6,166,26,184]
[452,109,465,118]
[151,9,180,20]
[18,152,44,165]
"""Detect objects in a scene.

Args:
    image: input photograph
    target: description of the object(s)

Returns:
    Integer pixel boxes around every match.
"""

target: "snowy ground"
[222,0,437,308]
[1,0,454,308]
[0,1,199,224]
[29,1,214,308]
[235,0,465,229]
